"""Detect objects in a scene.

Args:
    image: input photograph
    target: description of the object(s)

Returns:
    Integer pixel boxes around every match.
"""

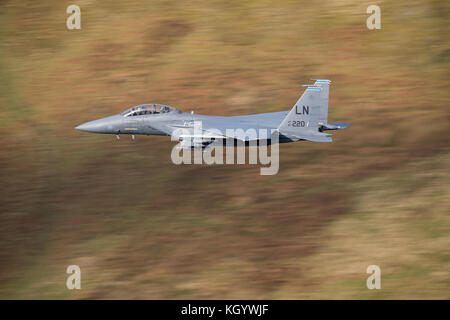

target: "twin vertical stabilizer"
[278,80,333,142]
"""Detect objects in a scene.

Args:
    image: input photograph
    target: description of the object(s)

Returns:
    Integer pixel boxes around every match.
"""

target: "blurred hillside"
[0,0,448,299]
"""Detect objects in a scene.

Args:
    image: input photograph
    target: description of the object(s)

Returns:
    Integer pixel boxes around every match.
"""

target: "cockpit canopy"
[121,104,180,117]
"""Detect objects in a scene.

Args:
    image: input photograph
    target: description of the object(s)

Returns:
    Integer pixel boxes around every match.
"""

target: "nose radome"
[75,123,88,131]
[75,115,121,133]
[75,119,108,133]
[75,120,98,132]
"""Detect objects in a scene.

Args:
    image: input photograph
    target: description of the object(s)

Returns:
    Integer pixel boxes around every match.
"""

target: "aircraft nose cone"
[75,115,121,134]
[75,123,88,131]
[75,121,97,132]
[75,119,108,133]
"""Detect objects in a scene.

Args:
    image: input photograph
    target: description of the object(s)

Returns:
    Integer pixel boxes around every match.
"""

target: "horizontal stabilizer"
[286,132,332,143]
[322,122,351,130]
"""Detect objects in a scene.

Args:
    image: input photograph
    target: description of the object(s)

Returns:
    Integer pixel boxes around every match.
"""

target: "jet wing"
[199,119,275,141]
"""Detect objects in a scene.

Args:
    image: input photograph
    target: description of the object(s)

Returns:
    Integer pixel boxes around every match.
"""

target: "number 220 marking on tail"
[288,120,306,127]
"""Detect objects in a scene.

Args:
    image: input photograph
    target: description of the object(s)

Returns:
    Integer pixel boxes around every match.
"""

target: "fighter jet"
[75,79,350,149]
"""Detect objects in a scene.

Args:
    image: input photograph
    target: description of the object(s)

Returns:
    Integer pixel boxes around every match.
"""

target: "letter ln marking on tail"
[295,105,309,115]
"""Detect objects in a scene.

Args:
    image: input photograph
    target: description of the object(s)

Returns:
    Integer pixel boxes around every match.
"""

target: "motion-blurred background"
[0,0,448,299]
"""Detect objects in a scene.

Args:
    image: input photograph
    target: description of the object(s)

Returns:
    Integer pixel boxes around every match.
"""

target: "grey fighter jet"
[75,80,350,149]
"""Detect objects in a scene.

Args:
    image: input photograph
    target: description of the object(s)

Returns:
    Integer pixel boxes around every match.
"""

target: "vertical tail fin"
[278,85,332,142]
